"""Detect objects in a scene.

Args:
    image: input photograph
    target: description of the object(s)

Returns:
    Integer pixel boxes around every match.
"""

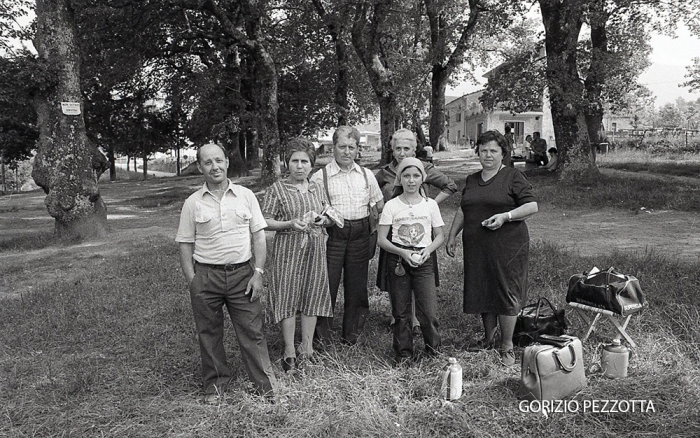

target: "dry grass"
[1,222,699,436]
[597,149,700,178]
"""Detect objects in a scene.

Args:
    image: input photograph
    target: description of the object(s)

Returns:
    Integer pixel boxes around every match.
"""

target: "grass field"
[1,167,700,437]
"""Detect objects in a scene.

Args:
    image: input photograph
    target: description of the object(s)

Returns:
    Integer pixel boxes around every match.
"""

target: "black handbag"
[513,297,568,347]
[566,267,647,316]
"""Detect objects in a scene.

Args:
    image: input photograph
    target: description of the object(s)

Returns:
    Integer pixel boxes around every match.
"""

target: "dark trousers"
[386,253,441,358]
[190,263,278,396]
[316,217,370,344]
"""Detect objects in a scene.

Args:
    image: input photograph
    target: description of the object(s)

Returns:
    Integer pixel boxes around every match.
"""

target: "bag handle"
[534,296,557,324]
[553,343,577,372]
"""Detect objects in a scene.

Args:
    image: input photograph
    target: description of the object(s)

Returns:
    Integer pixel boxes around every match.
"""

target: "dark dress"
[461,167,536,316]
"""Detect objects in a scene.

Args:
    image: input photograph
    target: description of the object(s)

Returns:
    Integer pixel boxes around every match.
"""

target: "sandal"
[282,356,296,373]
[500,349,516,367]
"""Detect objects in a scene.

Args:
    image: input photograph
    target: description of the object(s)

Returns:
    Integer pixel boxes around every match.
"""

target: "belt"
[195,261,250,271]
[394,243,424,251]
[344,217,369,224]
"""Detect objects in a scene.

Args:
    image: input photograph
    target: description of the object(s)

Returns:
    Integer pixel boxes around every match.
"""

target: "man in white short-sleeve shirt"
[176,143,277,403]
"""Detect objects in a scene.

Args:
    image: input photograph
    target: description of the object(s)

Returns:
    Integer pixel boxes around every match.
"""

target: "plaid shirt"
[310,159,383,220]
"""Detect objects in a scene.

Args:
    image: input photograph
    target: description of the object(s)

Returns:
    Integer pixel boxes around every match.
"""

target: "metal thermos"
[602,339,629,378]
[442,357,463,400]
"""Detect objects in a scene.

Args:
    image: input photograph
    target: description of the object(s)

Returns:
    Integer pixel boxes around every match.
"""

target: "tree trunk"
[1,160,6,193]
[429,64,449,151]
[176,142,181,176]
[32,0,108,239]
[107,144,117,181]
[226,132,251,178]
[245,129,259,169]
[252,43,280,186]
[142,148,148,179]
[334,32,350,126]
[583,1,609,154]
[378,96,398,165]
[539,0,596,181]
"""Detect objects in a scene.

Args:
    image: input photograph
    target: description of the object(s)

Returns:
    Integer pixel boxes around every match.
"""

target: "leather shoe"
[282,356,296,373]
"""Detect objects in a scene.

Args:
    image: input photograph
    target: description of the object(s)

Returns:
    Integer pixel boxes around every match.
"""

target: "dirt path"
[2,161,699,300]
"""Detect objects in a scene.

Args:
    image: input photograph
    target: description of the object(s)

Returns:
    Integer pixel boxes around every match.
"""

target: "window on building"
[456,113,462,122]
[612,122,617,132]
[457,130,461,138]
[477,123,484,138]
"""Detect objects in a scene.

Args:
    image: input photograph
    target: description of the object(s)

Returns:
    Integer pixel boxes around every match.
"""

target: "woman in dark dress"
[446,131,538,366]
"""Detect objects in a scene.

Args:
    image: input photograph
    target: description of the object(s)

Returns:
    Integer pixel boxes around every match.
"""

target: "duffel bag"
[567,267,647,316]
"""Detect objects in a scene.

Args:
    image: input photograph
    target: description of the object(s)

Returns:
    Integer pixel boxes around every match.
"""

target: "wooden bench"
[567,302,638,348]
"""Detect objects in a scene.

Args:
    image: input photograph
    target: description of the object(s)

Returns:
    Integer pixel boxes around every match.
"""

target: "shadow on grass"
[530,171,700,212]
[0,231,59,252]
[601,161,700,178]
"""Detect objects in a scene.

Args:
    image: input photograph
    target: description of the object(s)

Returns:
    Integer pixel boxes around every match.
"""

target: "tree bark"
[351,0,398,165]
[226,132,251,178]
[312,0,350,126]
[252,43,280,186]
[378,95,398,164]
[142,147,148,179]
[429,64,448,150]
[107,144,117,181]
[539,0,597,181]
[583,1,609,153]
[424,0,480,152]
[245,129,259,169]
[32,0,109,239]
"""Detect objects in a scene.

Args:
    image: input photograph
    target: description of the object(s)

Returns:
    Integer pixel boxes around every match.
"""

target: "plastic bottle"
[441,357,463,400]
[601,339,629,378]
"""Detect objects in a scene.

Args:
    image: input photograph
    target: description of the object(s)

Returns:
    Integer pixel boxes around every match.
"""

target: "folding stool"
[567,302,638,348]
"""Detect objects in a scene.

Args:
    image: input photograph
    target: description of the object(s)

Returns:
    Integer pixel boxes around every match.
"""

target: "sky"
[447,24,700,108]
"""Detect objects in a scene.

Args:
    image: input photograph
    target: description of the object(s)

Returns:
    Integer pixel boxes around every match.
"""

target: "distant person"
[525,148,559,176]
[446,131,538,367]
[176,143,277,403]
[423,144,434,162]
[262,138,338,373]
[531,132,549,167]
[310,126,385,345]
[503,126,514,167]
[378,158,444,364]
[545,147,558,171]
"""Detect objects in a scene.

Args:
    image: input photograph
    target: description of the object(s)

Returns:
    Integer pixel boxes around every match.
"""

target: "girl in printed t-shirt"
[377,157,445,364]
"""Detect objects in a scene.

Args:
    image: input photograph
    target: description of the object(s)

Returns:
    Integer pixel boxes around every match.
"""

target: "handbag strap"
[534,296,557,323]
[553,343,577,372]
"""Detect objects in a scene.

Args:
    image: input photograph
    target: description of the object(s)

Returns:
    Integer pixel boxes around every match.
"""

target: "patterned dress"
[262,179,333,323]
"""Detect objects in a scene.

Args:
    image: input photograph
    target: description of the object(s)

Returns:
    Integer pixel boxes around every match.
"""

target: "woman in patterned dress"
[262,138,335,373]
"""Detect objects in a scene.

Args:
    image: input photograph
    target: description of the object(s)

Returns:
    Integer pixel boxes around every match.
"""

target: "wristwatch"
[254,267,265,275]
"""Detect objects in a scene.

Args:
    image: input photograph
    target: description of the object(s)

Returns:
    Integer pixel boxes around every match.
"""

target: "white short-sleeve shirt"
[379,197,444,248]
[175,180,267,264]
